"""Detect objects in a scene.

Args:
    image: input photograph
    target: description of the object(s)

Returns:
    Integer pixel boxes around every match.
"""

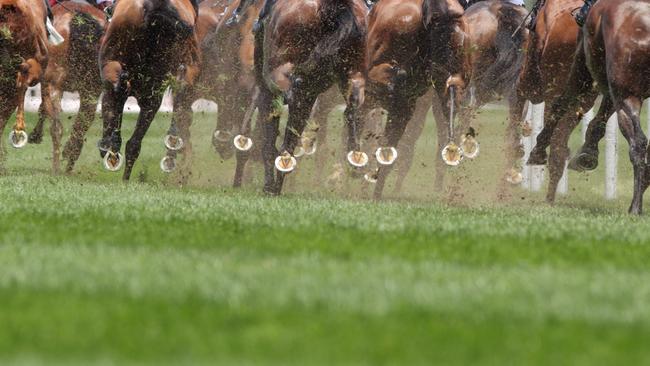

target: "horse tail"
[69,11,103,76]
[143,0,194,42]
[476,3,527,95]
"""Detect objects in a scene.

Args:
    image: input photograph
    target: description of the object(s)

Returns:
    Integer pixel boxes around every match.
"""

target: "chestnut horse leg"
[616,96,647,215]
[568,95,614,172]
[0,102,15,169]
[496,91,527,199]
[30,94,47,145]
[123,95,164,181]
[63,92,100,173]
[373,97,416,200]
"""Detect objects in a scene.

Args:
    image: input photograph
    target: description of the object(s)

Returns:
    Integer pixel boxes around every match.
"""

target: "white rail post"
[530,102,545,191]
[605,113,618,200]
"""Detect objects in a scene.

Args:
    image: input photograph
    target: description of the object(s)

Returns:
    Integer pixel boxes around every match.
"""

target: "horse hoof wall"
[461,135,479,159]
[233,135,253,152]
[164,134,184,151]
[375,147,398,166]
[160,156,176,173]
[275,152,297,173]
[442,142,464,166]
[347,151,369,168]
[364,170,378,184]
[505,168,523,185]
[213,130,233,144]
[294,146,305,158]
[569,152,598,172]
[9,130,28,149]
[103,151,123,172]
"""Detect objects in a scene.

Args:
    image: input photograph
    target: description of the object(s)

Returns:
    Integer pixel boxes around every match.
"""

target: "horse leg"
[164,87,194,184]
[63,93,99,173]
[528,39,594,165]
[393,94,429,194]
[616,96,647,215]
[123,96,163,181]
[234,90,258,188]
[431,90,449,192]
[274,88,319,195]
[496,92,527,199]
[373,98,416,200]
[99,85,127,162]
[0,103,15,170]
[568,95,614,171]
[49,87,63,174]
[258,88,280,195]
[212,95,236,161]
[29,86,48,144]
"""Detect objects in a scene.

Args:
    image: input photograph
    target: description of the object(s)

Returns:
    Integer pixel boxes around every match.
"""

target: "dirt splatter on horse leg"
[63,93,99,173]
[123,96,163,181]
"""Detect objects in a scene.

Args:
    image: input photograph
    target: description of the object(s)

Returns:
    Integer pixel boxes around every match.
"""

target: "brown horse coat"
[0,0,48,157]
[29,2,106,174]
[98,0,199,180]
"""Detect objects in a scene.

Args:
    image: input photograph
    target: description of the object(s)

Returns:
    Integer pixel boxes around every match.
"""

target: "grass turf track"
[1,107,650,365]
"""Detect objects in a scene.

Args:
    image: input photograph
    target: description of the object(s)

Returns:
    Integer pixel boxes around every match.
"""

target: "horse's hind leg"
[234,89,259,188]
[168,87,195,185]
[616,96,647,215]
[258,88,281,195]
[496,92,527,199]
[123,96,163,181]
[48,86,63,174]
[63,93,99,173]
[374,98,416,200]
[0,102,15,170]
[275,88,319,194]
[568,95,614,171]
[29,86,49,144]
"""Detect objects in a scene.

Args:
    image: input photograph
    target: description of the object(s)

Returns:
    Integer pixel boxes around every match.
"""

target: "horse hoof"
[364,170,378,183]
[160,156,176,173]
[212,129,232,145]
[347,151,369,168]
[442,142,464,166]
[568,152,598,172]
[294,146,305,158]
[461,135,479,159]
[103,151,123,171]
[164,134,184,151]
[233,135,253,152]
[375,147,398,166]
[9,130,28,149]
[303,140,317,156]
[526,148,547,166]
[505,168,523,185]
[28,133,42,144]
[275,152,297,173]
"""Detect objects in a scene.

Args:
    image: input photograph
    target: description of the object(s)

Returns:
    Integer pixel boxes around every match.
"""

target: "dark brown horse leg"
[63,93,99,173]
[0,102,15,169]
[99,85,127,160]
[274,90,319,195]
[174,88,195,185]
[49,88,63,174]
[393,95,429,194]
[29,86,49,144]
[431,90,449,192]
[258,88,280,195]
[212,98,238,161]
[528,38,594,166]
[568,95,614,171]
[123,96,163,181]
[616,96,647,215]
[373,98,416,200]
[234,90,259,188]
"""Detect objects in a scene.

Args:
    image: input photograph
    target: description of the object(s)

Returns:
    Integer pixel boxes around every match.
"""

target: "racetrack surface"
[1,108,649,365]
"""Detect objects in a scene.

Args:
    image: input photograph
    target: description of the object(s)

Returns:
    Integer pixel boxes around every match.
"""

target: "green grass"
[1,107,650,365]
